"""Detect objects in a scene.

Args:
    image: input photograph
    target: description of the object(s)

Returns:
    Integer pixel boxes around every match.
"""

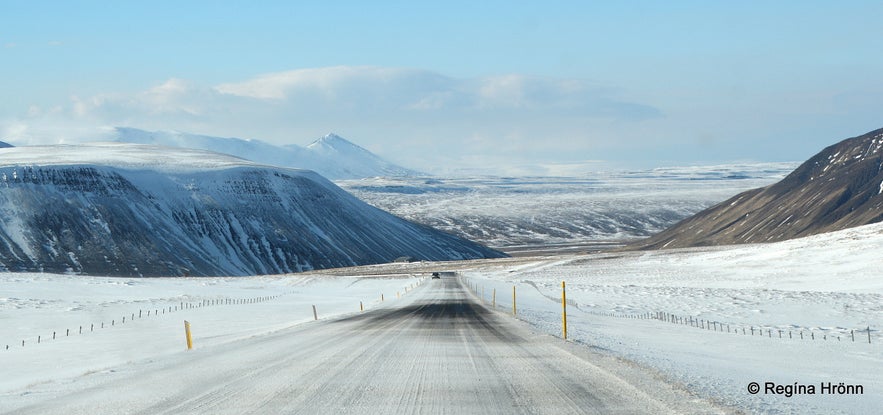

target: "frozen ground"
[337,163,796,247]
[459,222,883,414]
[1,275,724,414]
[2,221,881,413]
[0,272,424,399]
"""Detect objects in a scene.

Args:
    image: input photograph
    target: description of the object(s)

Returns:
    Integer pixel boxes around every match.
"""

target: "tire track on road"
[8,276,730,414]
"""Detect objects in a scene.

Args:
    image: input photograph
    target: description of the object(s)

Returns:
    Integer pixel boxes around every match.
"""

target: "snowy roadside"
[3,221,882,414]
[460,223,883,414]
[0,272,424,399]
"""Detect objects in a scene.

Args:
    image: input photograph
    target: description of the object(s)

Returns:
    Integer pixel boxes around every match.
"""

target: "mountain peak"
[322,132,344,141]
[111,127,423,179]
[308,133,363,152]
[303,132,424,177]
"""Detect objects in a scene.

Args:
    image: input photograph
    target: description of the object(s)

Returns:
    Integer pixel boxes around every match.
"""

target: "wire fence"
[3,295,281,351]
[3,277,427,352]
[644,310,873,344]
[463,277,877,345]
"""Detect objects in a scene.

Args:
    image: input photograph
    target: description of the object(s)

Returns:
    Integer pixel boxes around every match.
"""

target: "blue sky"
[2,1,883,174]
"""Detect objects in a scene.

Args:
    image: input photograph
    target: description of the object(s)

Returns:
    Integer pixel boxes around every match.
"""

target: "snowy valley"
[2,221,881,414]
[338,163,796,249]
[1,129,881,414]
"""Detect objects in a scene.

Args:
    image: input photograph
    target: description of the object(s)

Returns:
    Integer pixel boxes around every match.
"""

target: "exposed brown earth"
[629,127,883,250]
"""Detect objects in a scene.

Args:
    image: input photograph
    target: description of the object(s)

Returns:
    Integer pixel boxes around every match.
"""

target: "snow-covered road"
[4,222,883,414]
[2,275,725,414]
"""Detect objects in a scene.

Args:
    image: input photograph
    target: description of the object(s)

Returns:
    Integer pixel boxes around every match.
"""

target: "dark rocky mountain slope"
[630,127,883,250]
[0,143,504,277]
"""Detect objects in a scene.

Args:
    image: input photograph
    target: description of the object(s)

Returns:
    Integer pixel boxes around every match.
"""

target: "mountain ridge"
[0,143,504,277]
[110,127,423,179]
[628,127,883,250]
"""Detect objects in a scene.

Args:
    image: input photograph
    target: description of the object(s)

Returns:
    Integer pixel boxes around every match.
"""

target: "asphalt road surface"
[7,276,728,414]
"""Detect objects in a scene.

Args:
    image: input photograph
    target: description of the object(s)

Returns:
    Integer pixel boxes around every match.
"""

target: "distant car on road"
[431,272,441,279]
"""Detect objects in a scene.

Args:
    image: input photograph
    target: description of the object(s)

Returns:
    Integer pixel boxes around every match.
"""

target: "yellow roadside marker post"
[184,320,193,350]
[562,281,568,340]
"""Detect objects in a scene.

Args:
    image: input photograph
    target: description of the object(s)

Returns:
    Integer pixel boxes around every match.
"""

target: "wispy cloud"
[1,66,662,170]
[213,66,660,118]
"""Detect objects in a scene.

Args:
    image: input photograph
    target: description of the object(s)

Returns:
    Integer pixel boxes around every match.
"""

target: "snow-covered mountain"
[631,127,883,249]
[0,143,504,277]
[109,127,422,180]
[305,133,421,178]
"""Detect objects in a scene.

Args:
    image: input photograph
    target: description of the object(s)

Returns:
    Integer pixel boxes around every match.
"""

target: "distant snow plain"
[3,162,880,414]
[338,163,798,248]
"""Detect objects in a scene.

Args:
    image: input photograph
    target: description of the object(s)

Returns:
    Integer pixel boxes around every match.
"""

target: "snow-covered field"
[459,222,883,414]
[0,272,426,403]
[2,221,881,413]
[338,163,797,246]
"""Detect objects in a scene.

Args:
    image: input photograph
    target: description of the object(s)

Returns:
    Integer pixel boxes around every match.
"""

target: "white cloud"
[215,66,466,112]
[1,66,662,171]
[215,66,387,100]
[477,75,529,108]
[212,67,659,117]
